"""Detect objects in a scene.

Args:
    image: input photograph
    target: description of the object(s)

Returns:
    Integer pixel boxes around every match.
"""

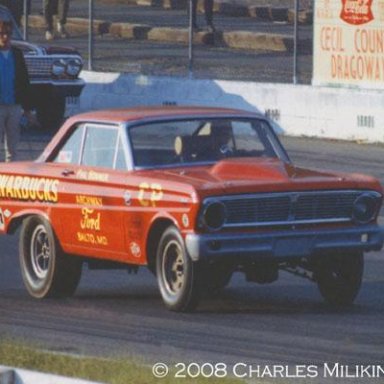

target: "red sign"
[340,0,374,25]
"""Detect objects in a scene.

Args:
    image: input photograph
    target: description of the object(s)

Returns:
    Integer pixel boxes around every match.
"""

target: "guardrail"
[0,366,102,384]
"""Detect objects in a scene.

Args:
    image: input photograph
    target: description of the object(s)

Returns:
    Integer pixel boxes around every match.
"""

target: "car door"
[51,122,130,262]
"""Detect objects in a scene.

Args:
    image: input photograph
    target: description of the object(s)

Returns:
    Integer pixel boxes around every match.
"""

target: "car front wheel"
[314,252,364,306]
[19,216,82,299]
[156,226,200,312]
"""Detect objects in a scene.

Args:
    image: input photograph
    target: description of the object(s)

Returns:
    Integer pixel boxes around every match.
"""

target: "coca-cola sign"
[340,0,374,25]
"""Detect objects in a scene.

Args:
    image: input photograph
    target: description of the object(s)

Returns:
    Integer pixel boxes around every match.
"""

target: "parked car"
[0,106,382,311]
[0,5,84,130]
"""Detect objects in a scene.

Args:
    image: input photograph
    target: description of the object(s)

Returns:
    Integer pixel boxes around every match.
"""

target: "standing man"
[0,14,32,162]
[0,0,23,26]
[44,0,69,40]
[191,0,215,32]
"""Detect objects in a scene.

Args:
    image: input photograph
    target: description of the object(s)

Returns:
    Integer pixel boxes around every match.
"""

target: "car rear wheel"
[315,252,363,306]
[19,216,82,299]
[156,226,200,312]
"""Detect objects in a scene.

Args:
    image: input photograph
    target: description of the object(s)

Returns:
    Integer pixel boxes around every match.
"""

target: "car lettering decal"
[76,208,108,246]
[123,190,132,206]
[57,150,73,163]
[76,195,103,206]
[182,213,190,228]
[77,232,108,246]
[138,182,163,207]
[130,242,141,258]
[0,174,59,203]
[76,169,109,182]
[80,208,101,230]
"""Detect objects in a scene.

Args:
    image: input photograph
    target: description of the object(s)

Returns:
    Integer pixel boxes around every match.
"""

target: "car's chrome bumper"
[30,79,85,96]
[185,225,384,262]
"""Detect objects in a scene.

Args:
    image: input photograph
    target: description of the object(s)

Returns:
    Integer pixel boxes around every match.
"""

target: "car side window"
[81,126,119,169]
[53,124,127,170]
[232,121,264,152]
[53,124,85,164]
[232,121,277,157]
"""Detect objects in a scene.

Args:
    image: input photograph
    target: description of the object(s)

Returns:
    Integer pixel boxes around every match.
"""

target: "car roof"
[39,106,265,162]
[68,106,263,125]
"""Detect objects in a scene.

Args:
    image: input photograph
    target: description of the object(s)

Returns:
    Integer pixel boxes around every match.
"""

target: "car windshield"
[0,6,23,40]
[128,118,289,168]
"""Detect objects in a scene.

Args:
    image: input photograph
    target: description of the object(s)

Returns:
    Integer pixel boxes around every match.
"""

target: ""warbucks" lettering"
[0,174,59,203]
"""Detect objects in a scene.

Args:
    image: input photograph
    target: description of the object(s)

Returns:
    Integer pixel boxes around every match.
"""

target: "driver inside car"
[211,121,235,158]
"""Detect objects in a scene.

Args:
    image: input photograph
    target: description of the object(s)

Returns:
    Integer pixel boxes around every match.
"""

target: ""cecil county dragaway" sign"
[313,0,384,88]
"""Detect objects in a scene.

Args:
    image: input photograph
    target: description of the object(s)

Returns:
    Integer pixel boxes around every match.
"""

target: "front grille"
[24,55,81,79]
[218,191,363,227]
[24,57,54,78]
[295,194,356,220]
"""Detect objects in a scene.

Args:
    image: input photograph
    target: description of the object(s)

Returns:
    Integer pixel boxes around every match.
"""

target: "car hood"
[12,40,79,55]
[144,158,382,198]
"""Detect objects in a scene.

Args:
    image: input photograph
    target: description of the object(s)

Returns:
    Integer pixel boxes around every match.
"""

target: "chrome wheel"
[156,226,200,312]
[19,216,82,298]
[162,240,185,295]
[30,224,51,280]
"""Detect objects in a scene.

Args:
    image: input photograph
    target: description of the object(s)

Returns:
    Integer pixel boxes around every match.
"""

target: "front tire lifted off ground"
[19,216,82,299]
[156,226,200,312]
[314,252,364,307]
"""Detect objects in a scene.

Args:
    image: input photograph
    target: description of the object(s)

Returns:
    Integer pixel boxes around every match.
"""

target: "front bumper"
[30,79,85,97]
[185,225,384,262]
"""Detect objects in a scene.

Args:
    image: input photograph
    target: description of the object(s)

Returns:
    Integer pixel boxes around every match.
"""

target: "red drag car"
[0,106,383,311]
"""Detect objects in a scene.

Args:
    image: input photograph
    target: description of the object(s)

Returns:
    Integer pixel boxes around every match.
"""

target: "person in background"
[43,0,69,40]
[0,14,33,162]
[0,0,23,26]
[191,0,215,32]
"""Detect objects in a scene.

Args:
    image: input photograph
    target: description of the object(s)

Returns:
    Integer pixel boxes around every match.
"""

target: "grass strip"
[0,340,241,384]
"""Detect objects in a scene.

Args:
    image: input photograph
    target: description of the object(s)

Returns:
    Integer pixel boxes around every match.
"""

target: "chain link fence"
[20,0,313,83]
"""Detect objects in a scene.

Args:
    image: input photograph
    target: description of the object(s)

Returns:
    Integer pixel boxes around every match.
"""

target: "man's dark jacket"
[10,46,32,111]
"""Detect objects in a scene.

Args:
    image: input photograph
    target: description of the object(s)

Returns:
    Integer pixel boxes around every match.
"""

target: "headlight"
[201,200,227,231]
[52,59,66,77]
[66,59,82,77]
[353,192,380,224]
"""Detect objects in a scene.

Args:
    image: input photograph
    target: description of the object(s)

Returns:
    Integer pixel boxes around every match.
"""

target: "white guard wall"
[75,71,384,143]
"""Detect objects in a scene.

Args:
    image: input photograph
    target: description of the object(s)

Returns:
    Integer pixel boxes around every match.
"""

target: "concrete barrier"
[76,70,384,144]
[0,366,102,384]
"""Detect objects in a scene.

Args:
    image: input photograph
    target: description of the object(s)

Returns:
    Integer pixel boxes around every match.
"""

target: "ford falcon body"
[0,106,382,311]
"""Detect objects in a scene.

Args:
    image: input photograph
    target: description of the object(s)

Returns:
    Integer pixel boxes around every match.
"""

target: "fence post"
[188,0,194,78]
[293,0,299,84]
[23,0,28,40]
[88,0,94,71]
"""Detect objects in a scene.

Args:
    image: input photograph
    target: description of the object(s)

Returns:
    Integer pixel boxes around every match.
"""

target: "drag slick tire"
[156,226,200,312]
[315,252,363,307]
[19,216,82,299]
